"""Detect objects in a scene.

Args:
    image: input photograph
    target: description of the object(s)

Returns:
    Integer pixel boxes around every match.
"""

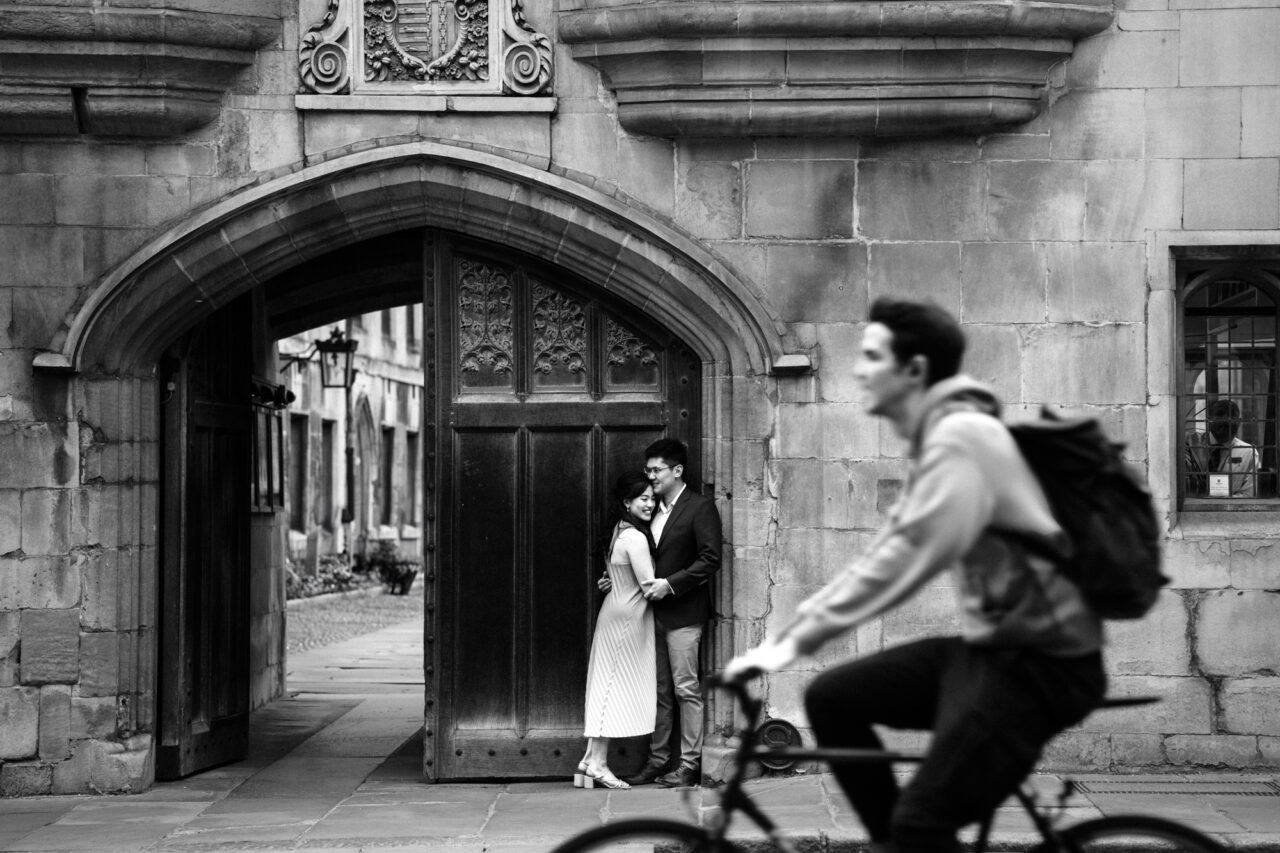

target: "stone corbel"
[0,4,282,138]
[557,0,1116,138]
[299,0,352,95]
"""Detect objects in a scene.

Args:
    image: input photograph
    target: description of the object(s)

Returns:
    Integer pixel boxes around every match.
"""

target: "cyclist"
[725,298,1107,853]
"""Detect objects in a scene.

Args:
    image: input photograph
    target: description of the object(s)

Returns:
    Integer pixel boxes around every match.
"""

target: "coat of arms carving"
[300,0,552,96]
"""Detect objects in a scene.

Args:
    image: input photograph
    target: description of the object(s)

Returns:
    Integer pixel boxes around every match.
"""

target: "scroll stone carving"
[502,0,552,95]
[299,0,352,94]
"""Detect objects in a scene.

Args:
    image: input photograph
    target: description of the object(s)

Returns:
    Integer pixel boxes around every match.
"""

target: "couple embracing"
[575,438,723,790]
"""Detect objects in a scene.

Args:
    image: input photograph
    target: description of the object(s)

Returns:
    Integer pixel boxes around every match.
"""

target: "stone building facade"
[280,309,426,571]
[1,0,1279,794]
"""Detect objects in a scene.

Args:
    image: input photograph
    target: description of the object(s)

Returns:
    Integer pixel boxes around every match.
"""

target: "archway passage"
[157,227,703,781]
[60,147,775,787]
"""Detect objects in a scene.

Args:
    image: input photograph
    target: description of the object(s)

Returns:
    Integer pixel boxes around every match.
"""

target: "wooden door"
[428,234,701,780]
[157,301,253,779]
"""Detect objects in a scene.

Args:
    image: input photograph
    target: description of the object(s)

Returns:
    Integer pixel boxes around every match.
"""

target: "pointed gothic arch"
[43,142,791,381]
[42,143,790,784]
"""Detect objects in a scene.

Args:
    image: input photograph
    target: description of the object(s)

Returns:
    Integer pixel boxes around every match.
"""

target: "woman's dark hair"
[868,297,965,385]
[615,470,652,509]
[596,471,652,563]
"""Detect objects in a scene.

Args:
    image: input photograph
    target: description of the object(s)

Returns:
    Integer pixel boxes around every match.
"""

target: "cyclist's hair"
[644,437,688,470]
[868,297,965,385]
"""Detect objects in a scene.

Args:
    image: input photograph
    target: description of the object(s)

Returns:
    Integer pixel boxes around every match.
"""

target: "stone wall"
[1,0,1279,794]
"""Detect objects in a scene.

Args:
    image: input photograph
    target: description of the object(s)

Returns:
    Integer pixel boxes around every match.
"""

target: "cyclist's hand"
[597,571,612,593]
[724,636,800,681]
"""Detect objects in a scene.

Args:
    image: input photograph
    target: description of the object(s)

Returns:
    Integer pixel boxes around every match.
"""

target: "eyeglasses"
[644,465,670,475]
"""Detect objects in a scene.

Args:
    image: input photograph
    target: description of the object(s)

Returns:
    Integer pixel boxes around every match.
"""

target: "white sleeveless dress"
[583,523,657,737]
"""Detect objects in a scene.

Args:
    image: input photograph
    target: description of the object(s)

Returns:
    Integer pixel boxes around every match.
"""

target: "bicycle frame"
[706,678,1149,853]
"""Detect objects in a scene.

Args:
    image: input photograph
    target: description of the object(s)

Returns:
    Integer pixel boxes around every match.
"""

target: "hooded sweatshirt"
[782,376,1104,658]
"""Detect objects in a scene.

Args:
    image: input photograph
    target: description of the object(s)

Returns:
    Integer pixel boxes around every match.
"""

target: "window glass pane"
[1182,278,1277,501]
[320,420,335,530]
[272,414,285,508]
[381,426,395,526]
[289,415,307,531]
[1190,278,1275,309]
[406,431,420,522]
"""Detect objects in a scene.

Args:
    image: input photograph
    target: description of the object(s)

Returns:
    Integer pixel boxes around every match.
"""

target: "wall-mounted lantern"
[315,328,359,389]
[281,327,360,390]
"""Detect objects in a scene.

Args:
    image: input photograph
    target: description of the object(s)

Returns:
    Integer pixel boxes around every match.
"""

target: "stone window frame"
[1152,231,1280,530]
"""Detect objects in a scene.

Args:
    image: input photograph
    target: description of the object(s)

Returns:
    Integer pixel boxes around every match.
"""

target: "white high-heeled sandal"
[583,765,630,790]
[573,760,589,788]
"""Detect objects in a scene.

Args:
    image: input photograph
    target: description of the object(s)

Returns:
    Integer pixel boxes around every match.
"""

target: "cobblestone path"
[285,583,424,655]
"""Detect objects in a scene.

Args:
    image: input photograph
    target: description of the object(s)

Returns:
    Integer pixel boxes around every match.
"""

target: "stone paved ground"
[285,581,423,655]
[4,620,1278,852]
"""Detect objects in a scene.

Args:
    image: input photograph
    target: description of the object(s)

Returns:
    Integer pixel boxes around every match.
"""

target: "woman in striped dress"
[577,472,657,790]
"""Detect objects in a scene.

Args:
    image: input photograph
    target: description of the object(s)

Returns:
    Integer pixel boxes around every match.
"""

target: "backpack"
[1007,409,1167,619]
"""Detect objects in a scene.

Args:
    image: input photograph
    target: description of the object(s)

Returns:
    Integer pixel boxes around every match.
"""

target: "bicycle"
[548,674,1225,853]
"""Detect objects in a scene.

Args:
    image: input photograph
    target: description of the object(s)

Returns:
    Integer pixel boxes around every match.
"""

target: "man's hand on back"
[641,578,673,600]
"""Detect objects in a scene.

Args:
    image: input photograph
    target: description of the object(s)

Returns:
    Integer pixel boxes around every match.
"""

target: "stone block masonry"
[2,0,1280,797]
[39,685,71,760]
[0,686,38,760]
[20,609,79,685]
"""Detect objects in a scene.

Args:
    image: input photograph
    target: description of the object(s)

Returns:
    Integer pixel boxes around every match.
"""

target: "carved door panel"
[157,300,253,779]
[428,235,701,780]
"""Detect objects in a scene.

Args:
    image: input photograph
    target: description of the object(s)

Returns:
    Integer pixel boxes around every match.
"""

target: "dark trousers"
[804,636,1105,853]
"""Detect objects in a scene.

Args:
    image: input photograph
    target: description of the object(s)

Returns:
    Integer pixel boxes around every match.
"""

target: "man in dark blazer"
[627,438,723,787]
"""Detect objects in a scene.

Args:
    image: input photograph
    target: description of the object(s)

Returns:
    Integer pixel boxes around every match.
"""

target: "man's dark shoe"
[623,763,669,786]
[657,764,701,788]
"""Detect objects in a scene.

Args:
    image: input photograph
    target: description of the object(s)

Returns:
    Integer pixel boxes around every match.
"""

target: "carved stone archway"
[42,143,796,778]
[45,142,790,380]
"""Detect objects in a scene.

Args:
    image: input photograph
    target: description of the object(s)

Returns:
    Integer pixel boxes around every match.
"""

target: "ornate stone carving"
[429,1,490,82]
[532,285,586,376]
[300,0,352,95]
[607,319,658,370]
[457,260,514,378]
[364,0,489,83]
[502,0,553,95]
[299,0,550,96]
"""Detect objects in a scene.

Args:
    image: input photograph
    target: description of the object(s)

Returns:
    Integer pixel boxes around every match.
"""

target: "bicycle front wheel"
[548,817,725,853]
[1059,815,1225,853]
